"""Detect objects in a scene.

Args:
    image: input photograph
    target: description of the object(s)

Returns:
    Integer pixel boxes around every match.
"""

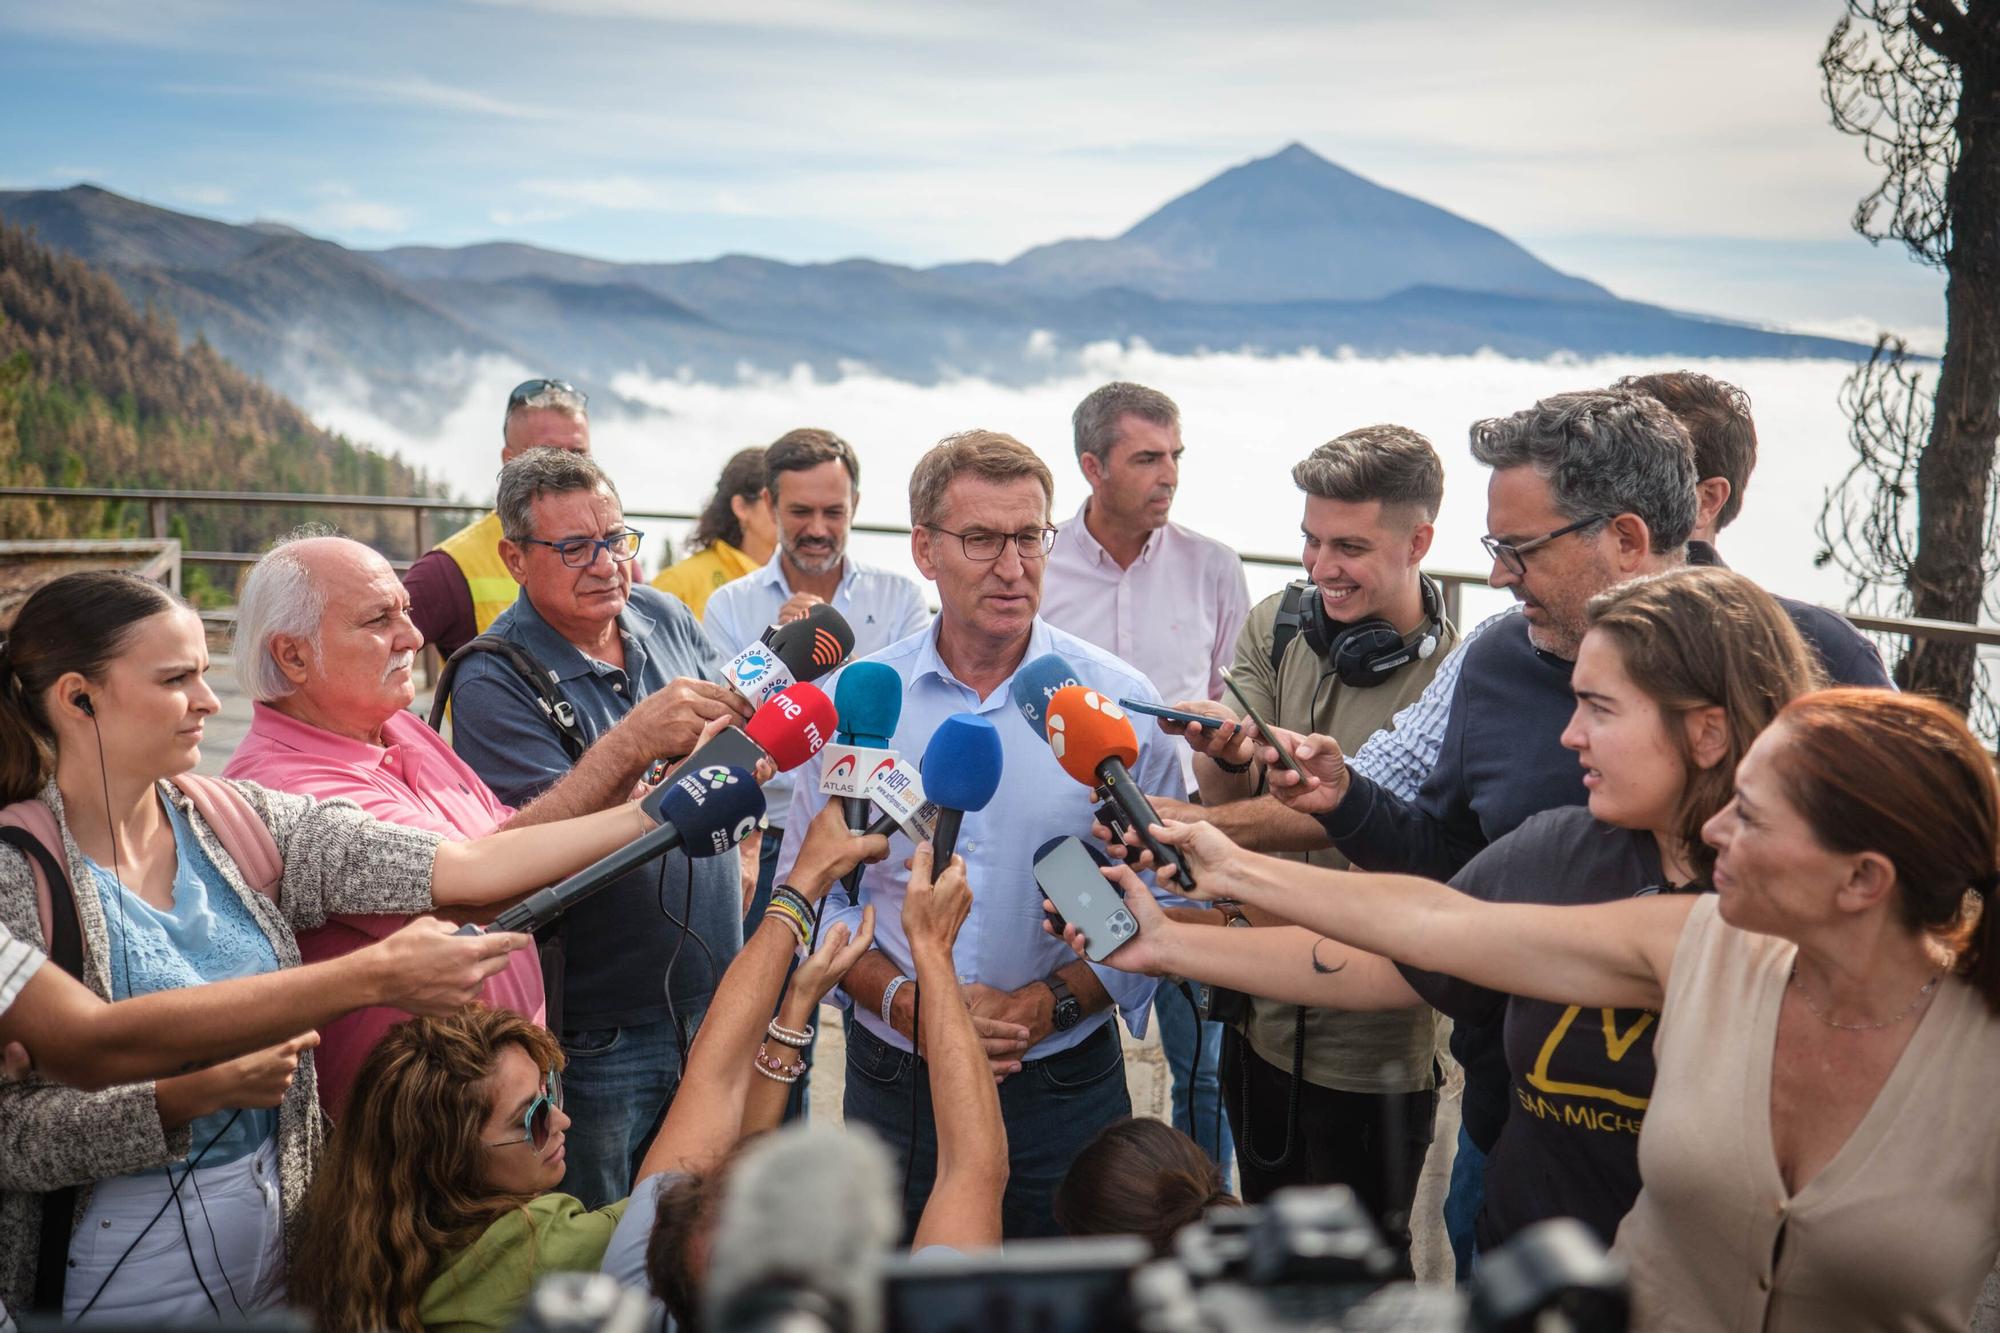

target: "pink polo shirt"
[224,703,546,1116]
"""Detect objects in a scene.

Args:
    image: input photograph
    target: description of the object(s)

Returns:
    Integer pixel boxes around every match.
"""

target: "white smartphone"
[1033,836,1138,962]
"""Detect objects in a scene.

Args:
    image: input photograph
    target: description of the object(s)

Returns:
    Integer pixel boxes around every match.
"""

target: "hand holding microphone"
[825,661,904,898]
[723,602,856,708]
[1041,685,1196,891]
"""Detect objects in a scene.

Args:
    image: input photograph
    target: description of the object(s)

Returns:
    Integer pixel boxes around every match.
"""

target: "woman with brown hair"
[1085,684,2000,1323]
[1068,566,1823,1251]
[0,570,693,1322]
[1054,1116,1238,1254]
[651,446,774,618]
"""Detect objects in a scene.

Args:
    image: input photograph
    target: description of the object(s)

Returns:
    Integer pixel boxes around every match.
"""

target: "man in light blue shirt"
[702,428,931,918]
[775,428,1186,1239]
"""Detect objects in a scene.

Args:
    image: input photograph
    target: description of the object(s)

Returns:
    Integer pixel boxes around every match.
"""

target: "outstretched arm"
[0,919,527,1091]
[907,844,1009,1252]
[1148,819,1691,1013]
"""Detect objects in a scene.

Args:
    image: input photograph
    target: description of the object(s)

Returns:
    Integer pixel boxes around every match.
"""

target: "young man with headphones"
[1143,424,1457,1274]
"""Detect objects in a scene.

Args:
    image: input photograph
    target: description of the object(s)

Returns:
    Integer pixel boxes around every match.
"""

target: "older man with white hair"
[225,528,643,1115]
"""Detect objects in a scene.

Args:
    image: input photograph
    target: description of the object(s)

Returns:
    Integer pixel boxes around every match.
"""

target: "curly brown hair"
[289,1006,566,1333]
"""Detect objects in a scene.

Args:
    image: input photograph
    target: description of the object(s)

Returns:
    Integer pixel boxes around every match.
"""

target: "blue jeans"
[1154,984,1233,1182]
[1444,1123,1485,1281]
[845,1017,1131,1240]
[558,1009,704,1209]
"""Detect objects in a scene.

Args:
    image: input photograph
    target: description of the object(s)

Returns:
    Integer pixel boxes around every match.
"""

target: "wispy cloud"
[305,183,411,233]
[309,73,554,121]
[174,184,235,207]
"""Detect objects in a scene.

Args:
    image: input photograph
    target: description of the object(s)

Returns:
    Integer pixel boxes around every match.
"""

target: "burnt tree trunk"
[1902,23,2000,705]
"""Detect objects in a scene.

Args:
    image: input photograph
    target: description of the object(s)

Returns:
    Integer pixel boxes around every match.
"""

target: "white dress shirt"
[775,617,1188,1058]
[703,551,932,825]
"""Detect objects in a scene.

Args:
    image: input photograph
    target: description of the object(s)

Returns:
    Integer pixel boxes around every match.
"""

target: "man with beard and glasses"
[702,429,931,929]
[225,530,557,1115]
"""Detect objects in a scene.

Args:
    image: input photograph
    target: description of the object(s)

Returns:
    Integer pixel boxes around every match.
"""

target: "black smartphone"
[655,725,767,796]
[1218,670,1310,783]
[1117,697,1238,736]
[1033,837,1138,962]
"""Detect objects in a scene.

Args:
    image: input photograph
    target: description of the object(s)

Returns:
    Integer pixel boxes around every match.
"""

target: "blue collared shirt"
[775,617,1188,1059]
[702,552,932,825]
[450,585,741,1028]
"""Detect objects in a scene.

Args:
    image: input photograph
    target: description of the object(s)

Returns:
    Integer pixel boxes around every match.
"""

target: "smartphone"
[1033,837,1138,963]
[1117,697,1238,736]
[655,725,768,795]
[1218,671,1310,783]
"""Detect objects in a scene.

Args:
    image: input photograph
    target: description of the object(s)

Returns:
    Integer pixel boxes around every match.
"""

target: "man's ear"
[1407,520,1435,567]
[498,538,530,585]
[270,633,315,689]
[1078,451,1104,490]
[1694,477,1732,535]
[1607,513,1654,572]
[911,525,939,581]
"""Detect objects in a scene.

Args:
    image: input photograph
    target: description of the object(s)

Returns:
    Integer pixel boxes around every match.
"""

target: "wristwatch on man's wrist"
[1043,974,1083,1031]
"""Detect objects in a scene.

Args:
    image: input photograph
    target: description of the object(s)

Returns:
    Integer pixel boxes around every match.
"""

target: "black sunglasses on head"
[508,378,586,409]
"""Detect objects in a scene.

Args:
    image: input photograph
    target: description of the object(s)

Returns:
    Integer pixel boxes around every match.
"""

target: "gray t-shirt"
[600,1171,678,1333]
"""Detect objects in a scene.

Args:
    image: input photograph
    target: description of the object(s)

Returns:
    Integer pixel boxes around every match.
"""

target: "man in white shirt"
[1038,382,1251,1177]
[702,429,931,923]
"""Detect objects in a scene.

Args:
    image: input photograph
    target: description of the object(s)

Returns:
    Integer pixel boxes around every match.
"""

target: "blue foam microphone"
[485,765,765,934]
[1009,652,1084,738]
[833,661,906,898]
[914,713,1003,867]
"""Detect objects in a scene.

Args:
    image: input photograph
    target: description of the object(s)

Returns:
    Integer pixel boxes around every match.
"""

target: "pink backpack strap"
[0,799,65,951]
[171,774,283,899]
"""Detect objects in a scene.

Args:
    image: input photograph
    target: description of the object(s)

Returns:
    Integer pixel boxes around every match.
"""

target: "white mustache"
[384,651,416,681]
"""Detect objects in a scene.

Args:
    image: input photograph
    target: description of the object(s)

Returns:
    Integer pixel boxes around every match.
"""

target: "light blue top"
[85,797,280,1170]
[702,551,932,826]
[776,617,1186,1058]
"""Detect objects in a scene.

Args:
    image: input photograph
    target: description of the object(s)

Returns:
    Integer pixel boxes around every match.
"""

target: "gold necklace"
[1789,965,1940,1032]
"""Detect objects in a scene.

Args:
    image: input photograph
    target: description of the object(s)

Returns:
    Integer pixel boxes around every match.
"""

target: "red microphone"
[667,681,836,785]
[1043,685,1193,890]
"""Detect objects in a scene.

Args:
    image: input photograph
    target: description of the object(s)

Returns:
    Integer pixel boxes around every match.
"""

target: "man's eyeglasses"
[520,529,644,567]
[508,378,587,409]
[1480,514,1613,578]
[924,525,1057,562]
[485,1074,562,1150]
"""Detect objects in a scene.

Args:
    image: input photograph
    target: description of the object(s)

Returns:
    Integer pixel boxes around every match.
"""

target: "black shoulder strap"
[1269,581,1316,675]
[428,633,589,763]
[0,826,86,1313]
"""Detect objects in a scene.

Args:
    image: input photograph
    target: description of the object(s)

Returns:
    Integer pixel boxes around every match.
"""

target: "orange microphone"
[1043,685,1194,890]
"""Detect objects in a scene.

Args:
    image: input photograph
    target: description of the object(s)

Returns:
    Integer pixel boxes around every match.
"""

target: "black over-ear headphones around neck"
[1297,573,1444,688]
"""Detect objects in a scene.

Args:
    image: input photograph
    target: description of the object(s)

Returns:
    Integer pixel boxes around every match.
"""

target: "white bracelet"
[880,974,912,1029]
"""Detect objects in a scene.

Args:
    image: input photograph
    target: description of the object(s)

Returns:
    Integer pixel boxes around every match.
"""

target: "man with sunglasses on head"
[405,377,593,660]
[448,448,756,1211]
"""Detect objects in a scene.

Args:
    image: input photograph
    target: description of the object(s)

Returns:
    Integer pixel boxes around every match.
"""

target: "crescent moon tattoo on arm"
[1310,939,1347,975]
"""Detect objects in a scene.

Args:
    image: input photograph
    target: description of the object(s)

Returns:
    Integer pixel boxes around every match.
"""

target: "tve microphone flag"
[722,603,856,707]
[1009,652,1084,738]
[1042,685,1194,890]
[488,764,764,934]
[912,713,1003,866]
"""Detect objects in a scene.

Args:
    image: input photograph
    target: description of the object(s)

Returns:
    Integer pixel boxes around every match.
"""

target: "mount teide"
[0,144,1868,430]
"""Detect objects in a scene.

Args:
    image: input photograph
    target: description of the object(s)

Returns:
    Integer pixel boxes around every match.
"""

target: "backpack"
[0,773,280,1313]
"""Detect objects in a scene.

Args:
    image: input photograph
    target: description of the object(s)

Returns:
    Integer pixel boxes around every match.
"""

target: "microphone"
[659,681,837,798]
[1043,685,1194,890]
[486,765,765,934]
[829,661,904,899]
[914,714,1002,866]
[1009,652,1084,738]
[705,1123,898,1333]
[722,603,856,707]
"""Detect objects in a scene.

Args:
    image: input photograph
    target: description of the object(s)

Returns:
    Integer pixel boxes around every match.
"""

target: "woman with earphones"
[0,571,695,1324]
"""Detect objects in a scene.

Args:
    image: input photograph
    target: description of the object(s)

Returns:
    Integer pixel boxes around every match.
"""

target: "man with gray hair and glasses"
[447,447,756,1208]
[405,377,593,659]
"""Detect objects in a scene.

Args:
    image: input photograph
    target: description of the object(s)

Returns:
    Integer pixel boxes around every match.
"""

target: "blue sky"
[0,0,1947,346]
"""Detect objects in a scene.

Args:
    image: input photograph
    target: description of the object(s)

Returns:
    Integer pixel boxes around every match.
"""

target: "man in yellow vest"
[406,378,592,658]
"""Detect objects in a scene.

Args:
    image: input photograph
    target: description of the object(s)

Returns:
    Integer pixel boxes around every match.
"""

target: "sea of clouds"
[304,340,1887,632]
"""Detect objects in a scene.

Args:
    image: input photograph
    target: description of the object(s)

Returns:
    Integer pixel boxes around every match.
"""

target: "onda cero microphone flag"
[1042,685,1194,890]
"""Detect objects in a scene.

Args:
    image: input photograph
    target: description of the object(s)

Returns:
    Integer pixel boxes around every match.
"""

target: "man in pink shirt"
[1037,381,1251,1182]
[225,532,646,1114]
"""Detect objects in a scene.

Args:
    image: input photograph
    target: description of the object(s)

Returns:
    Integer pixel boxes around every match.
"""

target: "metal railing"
[5,484,1998,655]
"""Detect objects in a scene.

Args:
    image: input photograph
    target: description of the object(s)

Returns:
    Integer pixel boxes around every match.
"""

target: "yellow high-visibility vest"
[435,510,520,638]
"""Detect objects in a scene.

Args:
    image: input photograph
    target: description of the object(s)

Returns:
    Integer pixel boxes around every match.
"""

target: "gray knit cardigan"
[0,778,443,1312]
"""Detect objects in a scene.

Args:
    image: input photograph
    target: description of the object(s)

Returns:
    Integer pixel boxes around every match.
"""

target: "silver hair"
[233,523,338,703]
[1469,388,1698,554]
[496,447,621,543]
[1071,381,1179,463]
[503,384,588,437]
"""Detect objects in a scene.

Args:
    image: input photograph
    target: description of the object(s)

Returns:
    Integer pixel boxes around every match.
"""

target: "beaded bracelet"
[767,1019,814,1049]
[769,884,817,926]
[753,1042,806,1083]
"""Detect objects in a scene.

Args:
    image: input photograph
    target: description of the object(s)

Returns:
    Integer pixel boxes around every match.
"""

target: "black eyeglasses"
[924,525,1057,562]
[485,1073,562,1150]
[520,529,644,567]
[508,378,587,409]
[1480,514,1613,577]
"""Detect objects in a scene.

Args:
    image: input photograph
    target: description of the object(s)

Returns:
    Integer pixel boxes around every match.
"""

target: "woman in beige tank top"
[1097,683,2000,1330]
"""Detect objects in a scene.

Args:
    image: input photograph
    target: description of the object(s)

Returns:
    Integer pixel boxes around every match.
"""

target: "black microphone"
[481,766,765,935]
